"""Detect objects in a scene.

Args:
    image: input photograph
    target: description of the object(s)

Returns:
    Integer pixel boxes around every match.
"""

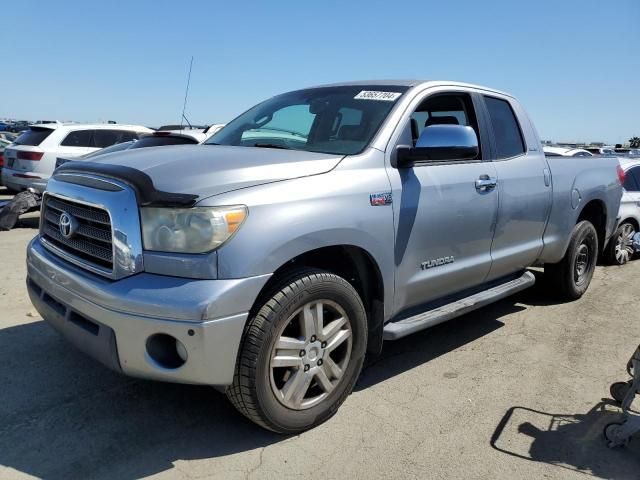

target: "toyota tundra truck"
[26,81,623,433]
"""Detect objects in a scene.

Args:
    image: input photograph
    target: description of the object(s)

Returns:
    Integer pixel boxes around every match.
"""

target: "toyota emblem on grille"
[59,212,78,239]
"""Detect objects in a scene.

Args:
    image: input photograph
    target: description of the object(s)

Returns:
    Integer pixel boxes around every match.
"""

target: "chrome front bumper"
[27,237,271,386]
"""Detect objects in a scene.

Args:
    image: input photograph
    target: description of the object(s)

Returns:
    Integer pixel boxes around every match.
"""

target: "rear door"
[480,95,552,281]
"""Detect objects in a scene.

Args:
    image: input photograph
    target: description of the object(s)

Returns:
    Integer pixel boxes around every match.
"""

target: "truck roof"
[308,80,514,98]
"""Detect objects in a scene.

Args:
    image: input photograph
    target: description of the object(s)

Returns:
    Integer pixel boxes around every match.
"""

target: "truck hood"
[89,145,344,200]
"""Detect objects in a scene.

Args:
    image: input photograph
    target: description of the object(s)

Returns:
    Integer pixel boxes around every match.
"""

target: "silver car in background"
[606,158,640,264]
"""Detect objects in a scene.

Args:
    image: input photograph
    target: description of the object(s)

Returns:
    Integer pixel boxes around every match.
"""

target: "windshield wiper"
[253,143,291,150]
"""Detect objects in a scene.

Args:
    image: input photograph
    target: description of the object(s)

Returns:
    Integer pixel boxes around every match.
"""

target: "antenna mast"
[180,56,194,130]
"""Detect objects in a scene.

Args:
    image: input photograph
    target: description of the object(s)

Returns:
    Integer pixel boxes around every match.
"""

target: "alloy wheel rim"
[269,300,352,410]
[614,224,636,264]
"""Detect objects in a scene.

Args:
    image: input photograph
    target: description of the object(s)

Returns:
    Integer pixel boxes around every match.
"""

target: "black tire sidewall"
[566,221,598,297]
[254,273,367,433]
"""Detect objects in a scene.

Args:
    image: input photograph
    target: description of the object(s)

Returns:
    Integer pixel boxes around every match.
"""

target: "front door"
[387,91,499,315]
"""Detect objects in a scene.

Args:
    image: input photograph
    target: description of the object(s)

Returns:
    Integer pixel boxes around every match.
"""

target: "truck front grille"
[41,196,113,271]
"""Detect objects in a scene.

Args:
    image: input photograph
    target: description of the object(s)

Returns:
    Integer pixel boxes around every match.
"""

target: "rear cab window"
[484,96,526,159]
[14,127,54,146]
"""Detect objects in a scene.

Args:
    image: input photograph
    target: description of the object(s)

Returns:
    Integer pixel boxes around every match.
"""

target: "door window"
[405,93,482,160]
[60,130,93,147]
[93,129,139,148]
[484,96,525,159]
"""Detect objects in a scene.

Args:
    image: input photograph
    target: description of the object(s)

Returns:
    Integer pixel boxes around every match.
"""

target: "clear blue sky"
[2,0,638,144]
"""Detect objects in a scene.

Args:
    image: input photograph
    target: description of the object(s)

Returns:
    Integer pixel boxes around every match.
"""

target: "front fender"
[209,157,396,317]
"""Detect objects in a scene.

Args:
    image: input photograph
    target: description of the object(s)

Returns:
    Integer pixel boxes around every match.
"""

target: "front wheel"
[604,222,636,266]
[545,220,598,301]
[226,268,367,433]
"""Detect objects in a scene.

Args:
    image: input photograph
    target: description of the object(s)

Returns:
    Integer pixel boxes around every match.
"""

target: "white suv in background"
[605,158,640,265]
[2,123,152,192]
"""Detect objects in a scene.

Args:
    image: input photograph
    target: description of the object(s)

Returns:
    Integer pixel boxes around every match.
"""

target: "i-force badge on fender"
[369,192,392,206]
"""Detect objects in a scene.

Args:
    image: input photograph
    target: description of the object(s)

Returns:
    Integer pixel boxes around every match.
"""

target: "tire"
[545,220,598,301]
[226,268,367,433]
[604,222,636,266]
[610,381,633,404]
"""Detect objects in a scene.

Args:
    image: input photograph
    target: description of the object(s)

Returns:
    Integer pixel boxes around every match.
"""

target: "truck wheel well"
[250,246,385,356]
[577,200,606,254]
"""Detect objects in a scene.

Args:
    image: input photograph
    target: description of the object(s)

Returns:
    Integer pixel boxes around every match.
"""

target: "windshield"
[206,85,409,155]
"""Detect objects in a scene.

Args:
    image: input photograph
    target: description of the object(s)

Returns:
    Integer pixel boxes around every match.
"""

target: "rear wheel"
[226,268,367,433]
[545,220,598,301]
[604,222,636,266]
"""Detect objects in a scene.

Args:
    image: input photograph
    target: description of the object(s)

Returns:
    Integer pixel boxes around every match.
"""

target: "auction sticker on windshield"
[354,91,402,101]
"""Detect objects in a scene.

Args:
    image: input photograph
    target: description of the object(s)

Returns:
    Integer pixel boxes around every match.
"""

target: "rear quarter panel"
[539,156,622,263]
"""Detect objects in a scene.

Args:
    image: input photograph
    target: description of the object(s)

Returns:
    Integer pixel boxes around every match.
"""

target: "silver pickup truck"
[26,81,623,433]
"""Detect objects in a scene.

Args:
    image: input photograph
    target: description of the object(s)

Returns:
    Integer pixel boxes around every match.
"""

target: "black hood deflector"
[54,161,199,207]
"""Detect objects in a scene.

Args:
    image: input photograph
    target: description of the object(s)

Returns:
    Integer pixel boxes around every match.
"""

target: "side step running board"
[383,271,536,341]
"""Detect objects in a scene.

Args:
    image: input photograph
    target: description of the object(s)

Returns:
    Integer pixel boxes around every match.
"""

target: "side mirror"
[395,124,479,168]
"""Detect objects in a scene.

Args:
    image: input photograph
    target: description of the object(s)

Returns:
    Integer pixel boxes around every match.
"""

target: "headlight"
[140,206,247,253]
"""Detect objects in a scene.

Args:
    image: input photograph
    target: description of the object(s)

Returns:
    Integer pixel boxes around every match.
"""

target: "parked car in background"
[153,124,225,142]
[29,80,622,433]
[605,158,640,265]
[627,149,640,158]
[2,123,152,192]
[7,121,30,133]
[599,146,617,156]
[543,146,594,157]
[132,130,205,146]
[157,124,208,131]
[0,138,11,183]
[55,126,227,168]
[0,132,18,142]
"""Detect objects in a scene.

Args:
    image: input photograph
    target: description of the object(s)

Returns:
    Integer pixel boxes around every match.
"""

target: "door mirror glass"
[396,124,479,167]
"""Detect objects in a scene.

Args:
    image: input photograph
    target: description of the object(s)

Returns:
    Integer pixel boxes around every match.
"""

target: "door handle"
[475,175,497,192]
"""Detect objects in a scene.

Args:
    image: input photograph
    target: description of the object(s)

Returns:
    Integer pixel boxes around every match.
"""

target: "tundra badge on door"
[421,256,455,270]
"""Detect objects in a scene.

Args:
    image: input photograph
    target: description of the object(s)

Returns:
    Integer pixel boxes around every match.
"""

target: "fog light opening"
[146,333,187,369]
